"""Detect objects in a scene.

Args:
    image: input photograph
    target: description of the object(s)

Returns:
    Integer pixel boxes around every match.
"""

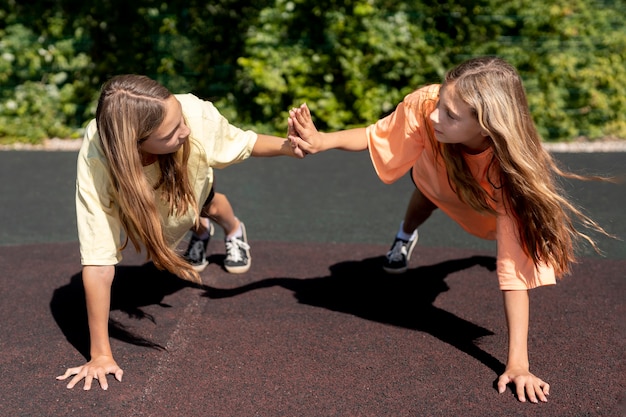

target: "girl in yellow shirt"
[58,74,306,391]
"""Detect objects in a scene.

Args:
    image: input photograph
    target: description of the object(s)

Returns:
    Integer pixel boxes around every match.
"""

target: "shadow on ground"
[50,263,198,359]
[203,254,503,375]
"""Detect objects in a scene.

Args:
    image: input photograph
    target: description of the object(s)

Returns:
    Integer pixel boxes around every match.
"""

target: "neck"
[462,137,492,155]
[140,152,157,166]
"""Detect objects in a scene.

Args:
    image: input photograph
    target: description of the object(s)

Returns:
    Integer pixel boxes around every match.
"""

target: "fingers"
[57,364,124,390]
[288,105,309,132]
[57,367,89,389]
[67,369,88,390]
[519,379,549,403]
[287,116,294,133]
[288,108,300,131]
[286,128,307,158]
[295,106,310,128]
[533,380,549,403]
[497,375,509,394]
[56,366,86,389]
[515,381,528,403]
[289,136,311,154]
[56,367,80,381]
[498,372,549,403]
[82,373,96,391]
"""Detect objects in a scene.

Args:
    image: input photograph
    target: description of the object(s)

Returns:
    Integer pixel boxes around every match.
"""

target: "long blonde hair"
[96,74,200,282]
[428,56,613,277]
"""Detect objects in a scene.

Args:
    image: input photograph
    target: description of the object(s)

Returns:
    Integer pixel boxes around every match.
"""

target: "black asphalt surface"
[0,149,624,417]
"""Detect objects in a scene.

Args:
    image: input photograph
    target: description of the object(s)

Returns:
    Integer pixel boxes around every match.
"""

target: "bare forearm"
[251,134,296,157]
[502,289,530,370]
[498,289,550,403]
[83,265,115,359]
[316,128,368,152]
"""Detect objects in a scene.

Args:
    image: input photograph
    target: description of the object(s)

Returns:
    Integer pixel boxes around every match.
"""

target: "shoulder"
[175,93,203,107]
[402,84,440,107]
[175,93,222,121]
[76,120,114,196]
[78,119,106,163]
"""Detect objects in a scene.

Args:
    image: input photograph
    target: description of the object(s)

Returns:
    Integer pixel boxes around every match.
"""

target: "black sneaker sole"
[382,264,409,274]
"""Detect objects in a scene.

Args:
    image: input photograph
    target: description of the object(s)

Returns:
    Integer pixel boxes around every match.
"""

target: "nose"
[180,123,191,138]
[430,108,439,124]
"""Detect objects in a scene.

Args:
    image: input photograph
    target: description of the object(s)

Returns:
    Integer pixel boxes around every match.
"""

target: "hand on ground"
[56,355,123,390]
[497,367,549,403]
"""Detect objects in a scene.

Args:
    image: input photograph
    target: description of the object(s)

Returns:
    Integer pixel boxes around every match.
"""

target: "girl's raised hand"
[56,355,123,390]
[286,108,307,158]
[288,103,323,155]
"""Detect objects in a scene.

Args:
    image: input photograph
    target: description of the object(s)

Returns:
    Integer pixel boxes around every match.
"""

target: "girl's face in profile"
[139,96,191,158]
[430,82,490,154]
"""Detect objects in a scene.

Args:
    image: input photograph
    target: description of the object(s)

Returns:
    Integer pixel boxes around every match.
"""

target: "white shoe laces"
[225,237,250,262]
[386,240,408,262]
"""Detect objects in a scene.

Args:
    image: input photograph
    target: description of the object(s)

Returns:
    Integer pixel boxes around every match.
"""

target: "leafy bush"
[0,0,624,143]
[472,0,626,140]
[234,0,626,141]
[0,23,91,143]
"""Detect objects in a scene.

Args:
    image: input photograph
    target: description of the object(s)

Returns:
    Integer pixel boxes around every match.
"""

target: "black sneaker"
[183,222,215,272]
[382,232,418,274]
[224,222,251,274]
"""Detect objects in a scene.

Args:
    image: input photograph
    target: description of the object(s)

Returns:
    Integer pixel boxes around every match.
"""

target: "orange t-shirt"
[366,85,555,290]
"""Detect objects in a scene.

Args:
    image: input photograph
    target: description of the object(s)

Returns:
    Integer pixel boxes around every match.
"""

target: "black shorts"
[200,185,216,216]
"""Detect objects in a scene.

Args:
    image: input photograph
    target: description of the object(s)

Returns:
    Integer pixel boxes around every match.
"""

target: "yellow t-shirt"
[76,93,257,266]
[366,85,556,290]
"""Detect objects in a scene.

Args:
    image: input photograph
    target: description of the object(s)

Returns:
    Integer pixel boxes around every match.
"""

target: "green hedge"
[1,0,624,143]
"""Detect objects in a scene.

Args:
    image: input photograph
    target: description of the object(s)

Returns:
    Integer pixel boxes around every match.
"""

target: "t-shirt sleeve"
[75,121,123,265]
[178,94,257,169]
[366,86,436,184]
[496,213,556,290]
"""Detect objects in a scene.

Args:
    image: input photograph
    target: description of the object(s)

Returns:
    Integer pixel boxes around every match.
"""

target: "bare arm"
[497,289,550,403]
[288,103,368,154]
[56,265,123,390]
[251,134,306,158]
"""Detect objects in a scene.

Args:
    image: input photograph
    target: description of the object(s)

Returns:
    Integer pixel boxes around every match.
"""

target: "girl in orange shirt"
[288,56,612,403]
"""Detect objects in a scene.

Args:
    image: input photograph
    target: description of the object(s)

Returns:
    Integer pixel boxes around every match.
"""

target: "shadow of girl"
[204,255,504,374]
[50,262,197,359]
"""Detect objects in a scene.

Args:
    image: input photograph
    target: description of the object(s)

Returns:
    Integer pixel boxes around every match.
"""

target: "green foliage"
[235,0,626,140]
[0,22,91,142]
[0,0,624,143]
[232,0,446,134]
[469,0,626,140]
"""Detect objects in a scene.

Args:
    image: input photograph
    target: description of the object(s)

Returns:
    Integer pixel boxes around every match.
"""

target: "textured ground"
[0,150,624,417]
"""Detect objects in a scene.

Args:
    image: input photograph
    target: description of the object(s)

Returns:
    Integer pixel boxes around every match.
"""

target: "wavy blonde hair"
[425,56,614,277]
[96,74,200,282]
